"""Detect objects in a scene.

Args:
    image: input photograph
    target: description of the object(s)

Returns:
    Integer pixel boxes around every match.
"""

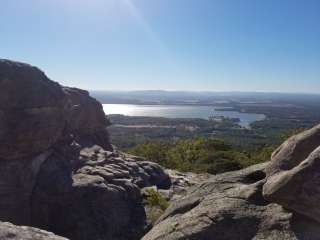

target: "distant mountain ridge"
[91,90,320,105]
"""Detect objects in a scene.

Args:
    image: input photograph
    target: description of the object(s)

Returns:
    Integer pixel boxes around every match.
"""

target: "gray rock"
[0,221,67,240]
[0,151,52,225]
[166,169,211,200]
[263,125,320,224]
[0,59,66,160]
[0,59,113,228]
[31,145,170,240]
[63,87,112,151]
[0,59,171,240]
[143,163,320,240]
[265,124,320,176]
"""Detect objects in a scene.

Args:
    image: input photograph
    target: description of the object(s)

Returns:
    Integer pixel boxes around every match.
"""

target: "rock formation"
[0,59,170,240]
[0,221,67,240]
[143,163,320,240]
[143,126,320,240]
[263,124,320,224]
[2,58,320,240]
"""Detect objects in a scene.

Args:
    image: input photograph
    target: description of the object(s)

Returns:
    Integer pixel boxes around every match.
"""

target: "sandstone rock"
[0,59,170,240]
[265,124,320,176]
[263,125,320,224]
[143,163,320,240]
[166,169,211,200]
[0,59,66,160]
[0,59,113,227]
[63,87,112,150]
[0,221,68,240]
[0,59,112,161]
[31,145,170,240]
[9,58,320,240]
[0,151,52,225]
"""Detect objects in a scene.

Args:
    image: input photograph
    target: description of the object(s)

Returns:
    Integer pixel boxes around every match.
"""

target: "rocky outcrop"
[63,87,112,150]
[143,125,320,240]
[3,58,320,240]
[0,60,68,225]
[143,163,320,240]
[0,221,67,240]
[164,169,211,201]
[265,124,320,176]
[0,59,170,240]
[0,59,66,160]
[263,124,320,224]
[31,147,170,240]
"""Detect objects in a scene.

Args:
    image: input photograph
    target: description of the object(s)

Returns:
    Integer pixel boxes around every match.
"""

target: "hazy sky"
[1,0,319,93]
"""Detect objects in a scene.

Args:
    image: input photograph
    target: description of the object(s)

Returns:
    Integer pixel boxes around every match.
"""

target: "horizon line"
[88,89,320,95]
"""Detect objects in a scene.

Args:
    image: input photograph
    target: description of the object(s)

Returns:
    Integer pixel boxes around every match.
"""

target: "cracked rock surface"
[0,59,170,240]
[263,124,320,225]
[0,221,67,240]
[143,163,320,240]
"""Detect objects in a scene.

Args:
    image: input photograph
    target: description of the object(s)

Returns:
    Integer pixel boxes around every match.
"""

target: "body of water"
[102,104,265,127]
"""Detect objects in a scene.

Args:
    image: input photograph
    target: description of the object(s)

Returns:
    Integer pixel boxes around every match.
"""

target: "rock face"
[143,163,320,240]
[263,124,320,224]
[265,124,320,176]
[31,148,170,240]
[0,221,67,240]
[165,169,211,201]
[0,59,66,160]
[63,87,112,149]
[0,59,170,240]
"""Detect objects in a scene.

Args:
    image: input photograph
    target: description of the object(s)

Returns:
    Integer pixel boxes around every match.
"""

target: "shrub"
[127,129,304,174]
[128,137,254,174]
[144,188,169,211]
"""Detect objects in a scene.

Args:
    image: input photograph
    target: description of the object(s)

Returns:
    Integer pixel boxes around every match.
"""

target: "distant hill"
[91,90,320,105]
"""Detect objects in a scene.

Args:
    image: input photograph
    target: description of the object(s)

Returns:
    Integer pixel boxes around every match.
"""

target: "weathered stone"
[0,151,51,225]
[0,59,171,240]
[8,58,320,240]
[63,87,112,151]
[143,163,320,240]
[0,221,68,240]
[31,145,170,240]
[263,125,320,224]
[166,169,211,200]
[0,59,66,160]
[265,124,320,176]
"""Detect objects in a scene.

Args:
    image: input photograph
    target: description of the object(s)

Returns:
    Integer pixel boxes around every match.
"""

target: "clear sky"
[1,0,319,93]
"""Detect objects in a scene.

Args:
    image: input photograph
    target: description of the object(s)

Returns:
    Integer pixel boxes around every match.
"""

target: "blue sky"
[1,0,320,93]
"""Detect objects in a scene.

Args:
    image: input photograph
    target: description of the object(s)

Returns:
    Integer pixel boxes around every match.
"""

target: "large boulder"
[0,59,112,226]
[143,163,320,240]
[0,59,112,161]
[263,124,320,224]
[265,124,320,176]
[31,145,170,240]
[0,59,170,240]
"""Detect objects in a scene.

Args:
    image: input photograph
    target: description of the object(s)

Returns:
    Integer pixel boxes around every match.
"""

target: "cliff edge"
[0,59,170,240]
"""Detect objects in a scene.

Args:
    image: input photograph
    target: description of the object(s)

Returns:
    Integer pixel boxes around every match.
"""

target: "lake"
[102,104,265,127]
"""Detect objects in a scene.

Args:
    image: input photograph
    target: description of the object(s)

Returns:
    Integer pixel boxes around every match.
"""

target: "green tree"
[128,137,252,174]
